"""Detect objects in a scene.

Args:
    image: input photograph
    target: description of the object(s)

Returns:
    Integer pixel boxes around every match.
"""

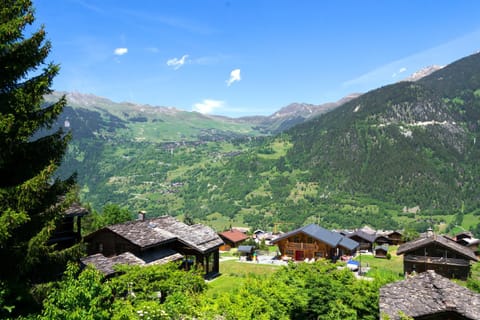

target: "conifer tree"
[0,0,78,314]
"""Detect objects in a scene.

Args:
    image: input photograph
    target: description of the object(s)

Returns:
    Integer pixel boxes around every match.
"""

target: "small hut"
[374,244,389,258]
[237,245,255,261]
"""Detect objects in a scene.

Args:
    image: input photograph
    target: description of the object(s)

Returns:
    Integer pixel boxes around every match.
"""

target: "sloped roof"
[380,270,480,319]
[397,234,478,261]
[238,245,255,253]
[219,229,249,243]
[85,215,223,253]
[374,244,389,252]
[272,224,359,251]
[64,203,89,217]
[81,250,183,276]
[347,230,377,243]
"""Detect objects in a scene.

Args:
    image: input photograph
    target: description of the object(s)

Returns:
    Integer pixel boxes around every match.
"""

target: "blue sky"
[33,0,480,117]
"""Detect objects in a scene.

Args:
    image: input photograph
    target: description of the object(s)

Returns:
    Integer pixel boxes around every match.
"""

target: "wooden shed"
[374,244,389,258]
[397,233,479,280]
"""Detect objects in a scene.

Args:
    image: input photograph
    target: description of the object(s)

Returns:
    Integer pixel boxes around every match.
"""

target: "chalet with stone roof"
[397,231,479,280]
[455,231,480,256]
[49,203,89,250]
[82,215,223,278]
[380,270,480,319]
[272,224,359,261]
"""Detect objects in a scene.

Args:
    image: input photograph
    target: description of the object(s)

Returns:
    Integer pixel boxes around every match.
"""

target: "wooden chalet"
[48,203,89,250]
[380,270,480,319]
[374,234,391,246]
[397,232,479,280]
[218,229,249,251]
[346,230,377,252]
[374,244,389,258]
[82,215,224,278]
[455,232,480,256]
[272,224,359,261]
[386,230,404,245]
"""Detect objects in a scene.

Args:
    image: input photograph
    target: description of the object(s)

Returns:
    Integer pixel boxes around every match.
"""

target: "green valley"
[51,53,480,238]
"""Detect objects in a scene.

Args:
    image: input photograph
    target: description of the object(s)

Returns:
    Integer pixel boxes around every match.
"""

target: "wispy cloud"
[392,67,407,78]
[193,99,224,114]
[167,54,189,70]
[226,69,241,86]
[72,0,104,13]
[118,9,216,35]
[146,47,160,54]
[114,47,128,56]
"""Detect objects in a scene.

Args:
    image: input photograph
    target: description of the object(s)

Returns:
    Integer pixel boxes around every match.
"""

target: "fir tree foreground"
[0,0,78,316]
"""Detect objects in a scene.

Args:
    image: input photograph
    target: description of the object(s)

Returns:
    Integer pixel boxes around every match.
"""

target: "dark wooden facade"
[397,234,479,280]
[84,216,223,278]
[387,231,404,245]
[374,244,388,258]
[49,203,89,250]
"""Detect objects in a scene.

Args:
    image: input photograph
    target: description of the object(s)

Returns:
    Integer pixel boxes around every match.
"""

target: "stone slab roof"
[64,203,89,217]
[94,215,224,253]
[397,234,478,261]
[380,270,480,319]
[272,223,359,251]
[81,250,183,276]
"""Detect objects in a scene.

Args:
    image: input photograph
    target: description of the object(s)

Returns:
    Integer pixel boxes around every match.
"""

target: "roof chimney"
[426,227,434,238]
[138,210,146,221]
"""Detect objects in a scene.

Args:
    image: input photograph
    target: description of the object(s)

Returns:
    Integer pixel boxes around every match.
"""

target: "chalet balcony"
[285,242,318,251]
[404,255,470,267]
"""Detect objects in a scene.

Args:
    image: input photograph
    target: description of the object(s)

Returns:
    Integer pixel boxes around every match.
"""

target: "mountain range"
[48,54,480,234]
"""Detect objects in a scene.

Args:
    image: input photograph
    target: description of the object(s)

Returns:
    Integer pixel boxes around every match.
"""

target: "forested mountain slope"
[287,52,480,212]
[51,53,480,235]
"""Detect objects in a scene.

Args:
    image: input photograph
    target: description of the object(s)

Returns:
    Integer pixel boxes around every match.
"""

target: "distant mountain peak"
[271,94,361,120]
[403,65,444,82]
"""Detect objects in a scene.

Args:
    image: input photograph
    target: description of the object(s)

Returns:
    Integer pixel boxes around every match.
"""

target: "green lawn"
[353,246,404,277]
[206,259,282,298]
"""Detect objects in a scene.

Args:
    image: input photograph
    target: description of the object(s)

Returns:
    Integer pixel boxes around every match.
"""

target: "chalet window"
[306,237,314,244]
[98,243,103,252]
[207,253,215,274]
[315,252,323,257]
[293,236,300,243]
[286,250,294,255]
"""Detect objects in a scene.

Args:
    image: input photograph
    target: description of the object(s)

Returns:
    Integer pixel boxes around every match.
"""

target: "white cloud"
[226,68,241,86]
[114,47,128,56]
[192,99,224,114]
[166,54,189,70]
[392,67,407,78]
